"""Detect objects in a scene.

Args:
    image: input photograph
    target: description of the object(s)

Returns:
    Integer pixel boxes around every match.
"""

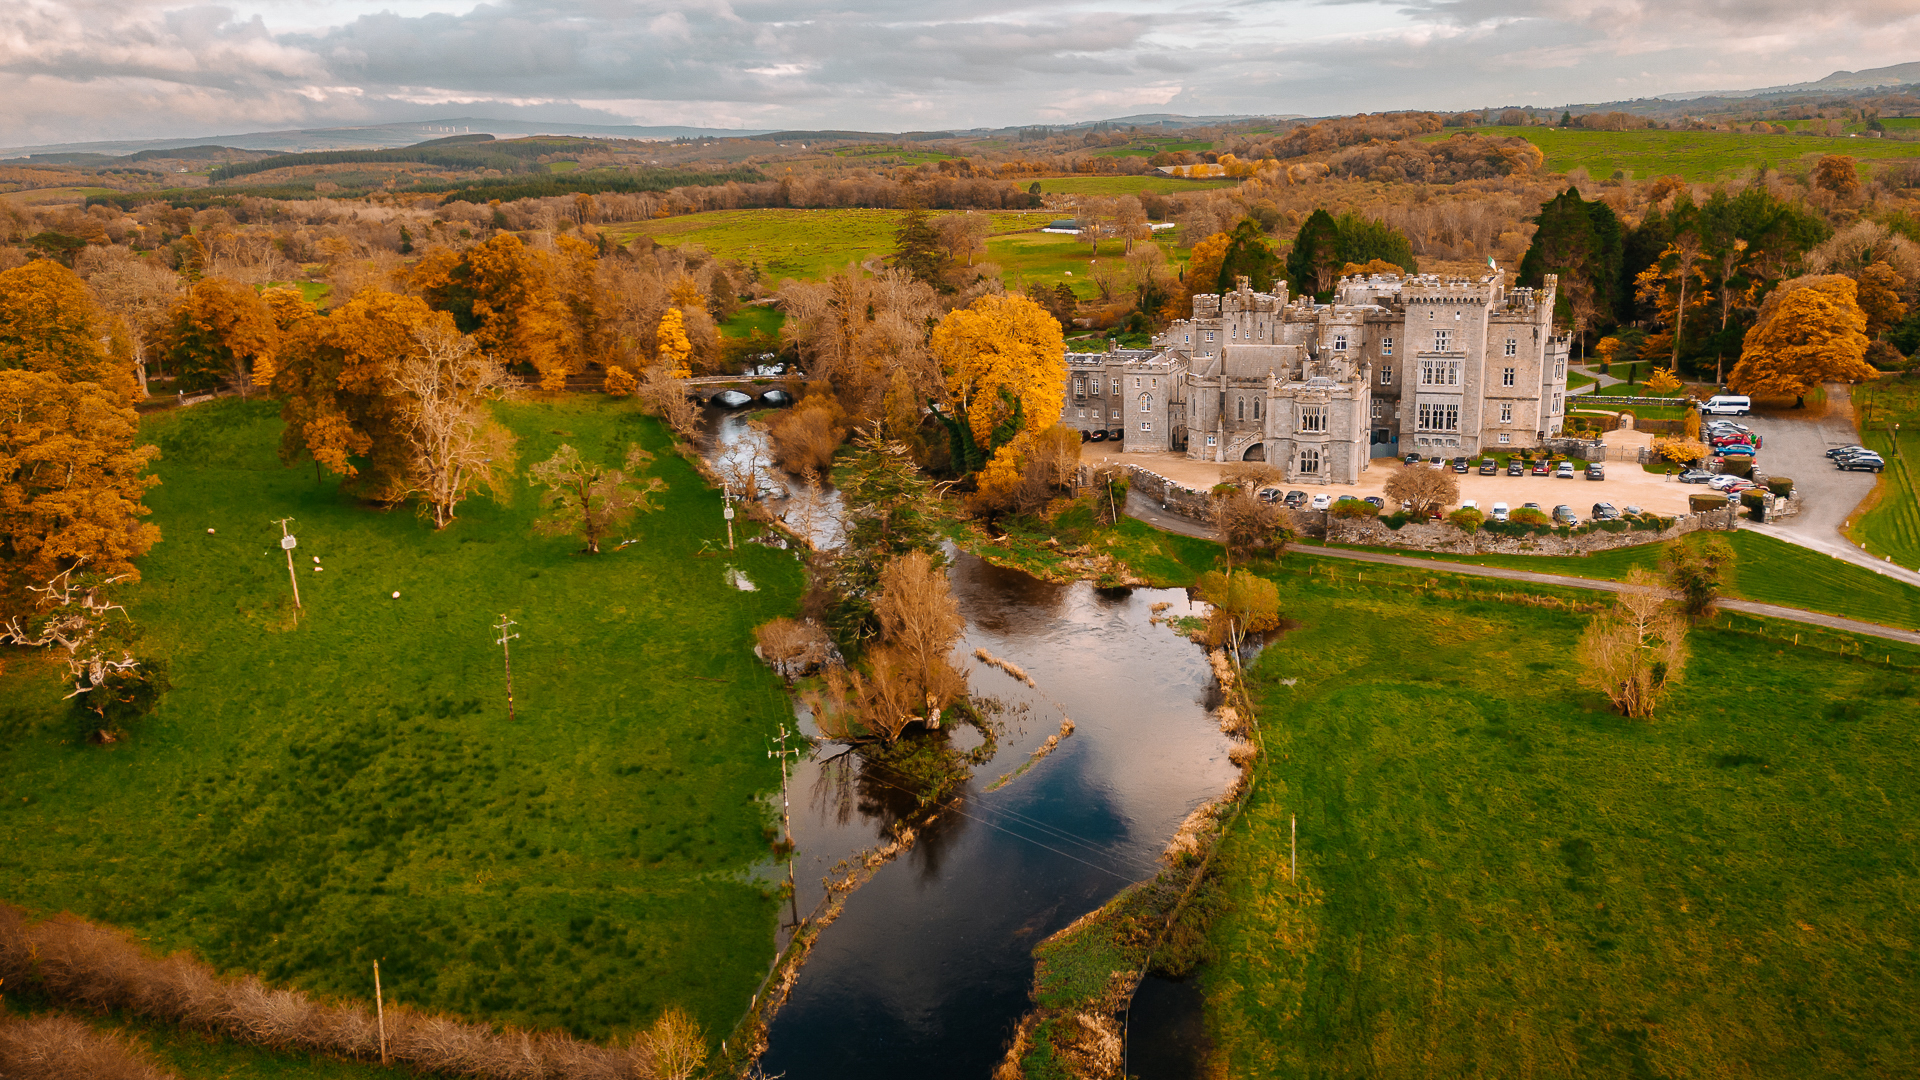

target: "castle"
[1059,272,1571,484]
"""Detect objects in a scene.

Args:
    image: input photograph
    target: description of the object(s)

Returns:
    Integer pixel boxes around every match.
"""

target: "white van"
[1490,502,1510,522]
[1701,395,1751,416]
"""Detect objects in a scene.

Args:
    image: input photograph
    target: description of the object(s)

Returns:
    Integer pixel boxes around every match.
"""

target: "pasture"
[0,397,805,1049]
[1851,375,1920,571]
[1432,125,1920,182]
[1202,573,1920,1077]
[1029,175,1241,196]
[1310,528,1920,631]
[604,207,1053,282]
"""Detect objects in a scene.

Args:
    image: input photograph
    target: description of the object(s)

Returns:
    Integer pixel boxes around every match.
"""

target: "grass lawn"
[1307,528,1920,631]
[720,305,785,339]
[987,231,1189,299]
[1850,377,1920,572]
[602,208,1052,282]
[0,396,805,1050]
[1565,370,1597,391]
[1427,125,1920,182]
[1201,575,1920,1076]
[1029,175,1241,196]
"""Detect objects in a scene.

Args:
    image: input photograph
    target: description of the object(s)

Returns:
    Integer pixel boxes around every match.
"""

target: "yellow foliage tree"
[603,365,637,395]
[162,277,279,397]
[1653,436,1709,464]
[930,293,1066,450]
[1646,366,1682,394]
[1729,275,1879,405]
[1184,232,1232,300]
[657,307,692,377]
[0,260,137,401]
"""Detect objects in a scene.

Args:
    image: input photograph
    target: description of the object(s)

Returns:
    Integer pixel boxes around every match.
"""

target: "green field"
[1201,575,1920,1076]
[1429,125,1920,182]
[1031,175,1241,196]
[605,208,1053,282]
[827,144,955,165]
[1851,376,1920,571]
[1309,528,1920,631]
[0,398,803,1049]
[720,304,785,338]
[986,230,1189,299]
[1090,138,1215,159]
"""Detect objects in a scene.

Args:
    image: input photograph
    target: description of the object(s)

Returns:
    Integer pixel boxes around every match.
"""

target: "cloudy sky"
[6,0,1920,146]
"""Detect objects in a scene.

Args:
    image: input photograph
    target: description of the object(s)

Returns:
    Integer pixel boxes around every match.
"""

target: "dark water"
[1127,975,1211,1080]
[759,555,1236,1078]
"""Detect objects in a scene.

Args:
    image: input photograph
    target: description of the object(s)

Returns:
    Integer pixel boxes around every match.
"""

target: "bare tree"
[635,360,701,440]
[1577,569,1689,719]
[874,550,965,708]
[754,617,833,681]
[0,563,163,741]
[933,213,991,267]
[527,444,664,553]
[1382,462,1459,517]
[391,326,518,529]
[77,246,181,392]
[1213,487,1294,566]
[636,1008,706,1080]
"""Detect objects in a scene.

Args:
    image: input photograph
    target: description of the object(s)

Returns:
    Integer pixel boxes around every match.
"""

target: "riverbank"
[0,398,806,1058]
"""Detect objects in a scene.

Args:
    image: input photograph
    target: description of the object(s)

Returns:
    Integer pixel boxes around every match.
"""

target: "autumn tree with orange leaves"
[1729,275,1879,407]
[0,261,158,617]
[162,277,278,396]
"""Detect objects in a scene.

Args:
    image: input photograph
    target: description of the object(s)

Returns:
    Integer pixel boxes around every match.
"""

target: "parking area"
[1732,403,1878,540]
[1095,448,1697,519]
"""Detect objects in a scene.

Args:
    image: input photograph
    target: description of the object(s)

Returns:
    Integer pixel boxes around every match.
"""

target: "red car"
[1531,459,1551,476]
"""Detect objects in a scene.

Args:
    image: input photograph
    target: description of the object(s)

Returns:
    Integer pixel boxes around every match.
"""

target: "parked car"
[1507,459,1526,476]
[1701,394,1752,416]
[1490,502,1510,522]
[1461,499,1479,513]
[1554,462,1576,479]
[1478,458,1498,475]
[1826,444,1870,459]
[1531,459,1552,476]
[1088,430,1107,442]
[1622,505,1645,516]
[1678,469,1714,484]
[1836,453,1885,473]
[1522,502,1543,512]
[1552,504,1579,526]
[1257,487,1283,503]
[1707,474,1745,491]
[1363,496,1385,509]
[1591,502,1620,520]
[1284,490,1307,508]
[1723,480,1757,495]
[1452,456,1470,473]
[1404,452,1424,466]
[1586,463,1606,480]
[1717,444,1756,458]
[1310,493,1333,510]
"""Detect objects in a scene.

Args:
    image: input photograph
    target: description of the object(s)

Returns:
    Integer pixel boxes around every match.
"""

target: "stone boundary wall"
[1541,435,1607,459]
[1124,465,1217,523]
[1323,505,1739,556]
[1121,462,1747,555]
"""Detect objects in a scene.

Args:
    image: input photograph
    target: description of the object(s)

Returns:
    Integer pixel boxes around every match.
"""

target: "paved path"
[1123,492,1920,647]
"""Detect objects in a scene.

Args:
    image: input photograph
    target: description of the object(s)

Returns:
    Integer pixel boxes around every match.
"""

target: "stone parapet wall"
[1322,506,1739,556]
[1125,465,1217,524]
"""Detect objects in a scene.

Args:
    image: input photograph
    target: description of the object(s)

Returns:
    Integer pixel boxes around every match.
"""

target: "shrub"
[1446,506,1485,533]
[1329,498,1379,519]
[601,365,637,396]
[1689,492,1729,512]
[1766,475,1794,497]
[1721,457,1754,479]
[1741,488,1769,520]
[767,395,848,474]
[1510,507,1552,526]
[1381,511,1412,530]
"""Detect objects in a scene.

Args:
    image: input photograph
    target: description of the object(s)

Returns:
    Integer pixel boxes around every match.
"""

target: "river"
[704,407,1233,1076]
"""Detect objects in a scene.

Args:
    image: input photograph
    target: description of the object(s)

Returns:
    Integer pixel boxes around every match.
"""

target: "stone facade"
[1062,348,1182,453]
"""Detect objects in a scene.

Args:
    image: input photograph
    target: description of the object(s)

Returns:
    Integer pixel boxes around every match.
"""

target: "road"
[1731,386,1920,589]
[1123,491,1920,647]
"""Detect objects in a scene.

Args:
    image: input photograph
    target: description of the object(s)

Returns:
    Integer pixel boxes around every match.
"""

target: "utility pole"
[272,517,302,612]
[493,615,519,722]
[374,959,388,1065]
[722,485,737,550]
[767,724,802,926]
[1291,814,1297,883]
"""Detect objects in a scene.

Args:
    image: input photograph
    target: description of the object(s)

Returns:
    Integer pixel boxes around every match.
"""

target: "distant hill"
[1658,60,1920,101]
[1,112,1305,162]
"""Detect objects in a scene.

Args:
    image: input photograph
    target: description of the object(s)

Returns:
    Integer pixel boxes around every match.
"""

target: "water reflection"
[761,553,1236,1078]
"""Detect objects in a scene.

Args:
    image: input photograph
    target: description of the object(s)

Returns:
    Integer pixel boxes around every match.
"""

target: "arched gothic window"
[1236,396,1244,420]
[1299,447,1321,473]
[1139,393,1153,413]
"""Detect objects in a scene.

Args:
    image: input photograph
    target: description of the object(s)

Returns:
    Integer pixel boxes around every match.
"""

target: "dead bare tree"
[391,326,518,529]
[1381,462,1458,518]
[0,563,158,741]
[1577,569,1689,719]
